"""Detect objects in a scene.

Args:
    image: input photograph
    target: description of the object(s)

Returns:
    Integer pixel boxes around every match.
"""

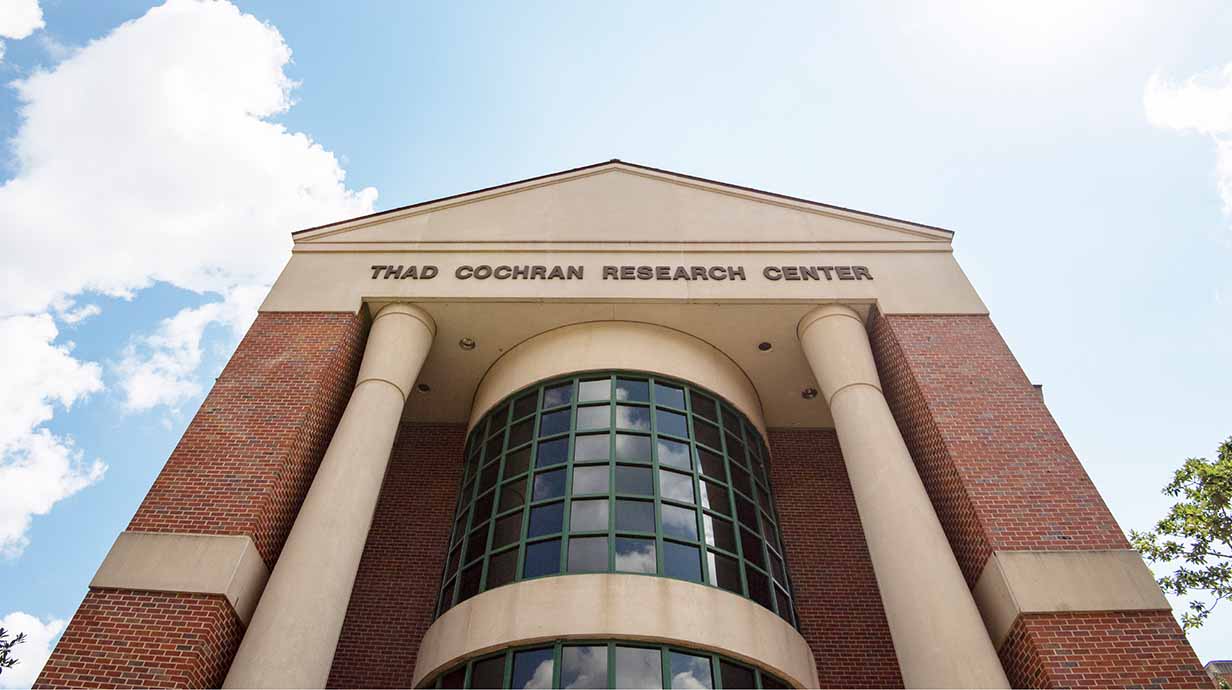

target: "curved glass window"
[437,372,796,625]
[422,639,791,689]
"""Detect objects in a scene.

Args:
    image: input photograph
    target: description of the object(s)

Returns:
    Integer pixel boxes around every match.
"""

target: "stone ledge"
[91,531,269,625]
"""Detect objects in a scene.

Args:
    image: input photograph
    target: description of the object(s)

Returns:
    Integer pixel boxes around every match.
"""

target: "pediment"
[293,161,953,246]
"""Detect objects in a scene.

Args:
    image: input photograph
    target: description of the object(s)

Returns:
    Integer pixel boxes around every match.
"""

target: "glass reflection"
[615,500,654,533]
[470,656,504,689]
[578,379,611,402]
[512,648,554,690]
[656,439,692,470]
[615,405,651,430]
[659,470,694,504]
[572,465,609,495]
[615,537,656,573]
[654,382,685,409]
[615,646,662,689]
[543,383,572,408]
[570,499,608,532]
[661,504,697,540]
[615,465,652,495]
[614,434,651,462]
[533,469,566,501]
[656,409,689,438]
[576,405,610,429]
[669,651,713,689]
[573,434,609,462]
[615,378,650,402]
[524,539,561,578]
[562,646,607,689]
[663,541,701,583]
[528,502,563,537]
[536,438,568,467]
[567,536,608,573]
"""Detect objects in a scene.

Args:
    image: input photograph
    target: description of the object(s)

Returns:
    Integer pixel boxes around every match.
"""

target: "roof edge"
[292,159,956,237]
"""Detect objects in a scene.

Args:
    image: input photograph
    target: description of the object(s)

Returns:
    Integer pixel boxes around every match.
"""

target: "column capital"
[796,303,864,341]
[796,304,881,406]
[371,302,436,337]
[357,303,436,402]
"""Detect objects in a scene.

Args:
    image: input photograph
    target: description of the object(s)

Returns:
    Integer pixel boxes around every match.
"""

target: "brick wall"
[768,428,903,688]
[129,311,367,565]
[34,590,241,689]
[37,311,366,689]
[327,423,465,688]
[999,611,1211,688]
[869,312,1207,687]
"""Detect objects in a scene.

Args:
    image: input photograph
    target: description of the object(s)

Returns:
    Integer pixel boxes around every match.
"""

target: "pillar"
[797,305,1008,688]
[224,303,435,689]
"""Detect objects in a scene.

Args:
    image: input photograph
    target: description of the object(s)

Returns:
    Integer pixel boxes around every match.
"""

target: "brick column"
[869,312,1210,688]
[35,312,366,689]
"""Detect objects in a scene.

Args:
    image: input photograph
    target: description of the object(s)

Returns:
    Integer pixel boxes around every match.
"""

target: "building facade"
[36,162,1210,689]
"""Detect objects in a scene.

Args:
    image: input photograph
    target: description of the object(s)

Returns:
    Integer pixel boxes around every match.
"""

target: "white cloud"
[0,0,44,63]
[1145,64,1232,219]
[0,315,103,557]
[0,0,377,551]
[0,612,64,689]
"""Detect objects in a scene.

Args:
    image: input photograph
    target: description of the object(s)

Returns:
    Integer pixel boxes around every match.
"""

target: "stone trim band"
[90,531,270,625]
[973,549,1171,648]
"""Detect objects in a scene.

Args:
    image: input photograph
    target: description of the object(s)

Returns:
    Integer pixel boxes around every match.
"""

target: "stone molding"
[413,574,819,689]
[973,549,1170,648]
[90,531,269,625]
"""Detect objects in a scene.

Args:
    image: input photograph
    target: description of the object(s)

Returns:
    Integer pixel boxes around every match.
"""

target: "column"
[797,305,1008,689]
[224,303,435,689]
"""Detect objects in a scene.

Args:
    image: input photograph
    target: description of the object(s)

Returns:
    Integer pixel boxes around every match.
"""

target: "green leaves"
[1131,436,1232,630]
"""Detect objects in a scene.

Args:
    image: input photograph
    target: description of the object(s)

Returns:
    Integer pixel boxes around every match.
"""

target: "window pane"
[528,502,564,537]
[615,537,656,573]
[505,447,531,477]
[464,528,488,564]
[458,562,482,602]
[567,536,608,573]
[579,378,611,402]
[533,469,566,501]
[615,465,653,495]
[775,587,794,625]
[719,661,755,690]
[698,449,725,480]
[694,420,722,451]
[499,478,527,512]
[471,656,505,690]
[511,648,554,690]
[654,382,685,409]
[735,495,758,528]
[729,465,752,497]
[761,513,780,551]
[659,469,695,504]
[691,393,718,421]
[657,439,692,470]
[539,409,571,437]
[615,405,651,431]
[562,646,608,689]
[572,465,610,495]
[536,438,568,467]
[708,551,741,594]
[472,491,494,526]
[655,409,689,438]
[543,382,573,408]
[570,499,608,532]
[513,392,538,420]
[439,666,466,689]
[662,504,698,540]
[486,549,517,590]
[699,480,730,515]
[615,646,662,689]
[616,378,650,402]
[770,553,787,584]
[703,515,737,553]
[485,436,504,464]
[574,434,609,462]
[523,539,561,578]
[616,500,655,532]
[745,566,773,609]
[741,528,765,569]
[615,434,652,462]
[663,541,702,582]
[761,673,790,690]
[669,652,713,689]
[492,513,522,549]
[508,418,533,448]
[479,462,500,493]
[577,405,610,429]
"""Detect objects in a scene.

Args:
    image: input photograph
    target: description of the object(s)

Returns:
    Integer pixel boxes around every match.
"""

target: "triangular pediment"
[293,161,953,246]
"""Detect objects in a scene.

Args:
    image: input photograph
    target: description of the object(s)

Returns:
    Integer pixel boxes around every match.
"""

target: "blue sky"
[2,0,1231,683]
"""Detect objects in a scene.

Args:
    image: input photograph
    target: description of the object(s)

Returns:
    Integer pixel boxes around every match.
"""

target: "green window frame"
[436,372,797,626]
[422,639,792,689]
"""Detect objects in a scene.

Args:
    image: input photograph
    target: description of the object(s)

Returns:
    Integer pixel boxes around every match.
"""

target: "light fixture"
[417,383,431,393]
[801,387,818,400]
[757,341,773,352]
[458,337,476,351]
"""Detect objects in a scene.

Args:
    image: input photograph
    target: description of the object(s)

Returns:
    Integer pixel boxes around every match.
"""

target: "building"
[36,161,1211,689]
[1207,661,1232,687]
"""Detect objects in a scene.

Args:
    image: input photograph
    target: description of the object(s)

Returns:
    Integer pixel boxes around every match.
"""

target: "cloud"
[1145,64,1232,219]
[0,0,377,550]
[0,0,44,62]
[0,612,64,689]
[0,315,103,557]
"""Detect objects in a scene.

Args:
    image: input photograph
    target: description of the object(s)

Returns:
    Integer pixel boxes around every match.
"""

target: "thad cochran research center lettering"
[37,161,1209,689]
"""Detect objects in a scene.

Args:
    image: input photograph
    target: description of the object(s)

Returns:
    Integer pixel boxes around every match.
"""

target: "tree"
[0,627,27,676]
[1131,436,1232,630]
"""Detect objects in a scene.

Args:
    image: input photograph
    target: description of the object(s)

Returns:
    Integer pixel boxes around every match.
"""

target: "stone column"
[797,305,1008,689]
[224,303,435,689]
